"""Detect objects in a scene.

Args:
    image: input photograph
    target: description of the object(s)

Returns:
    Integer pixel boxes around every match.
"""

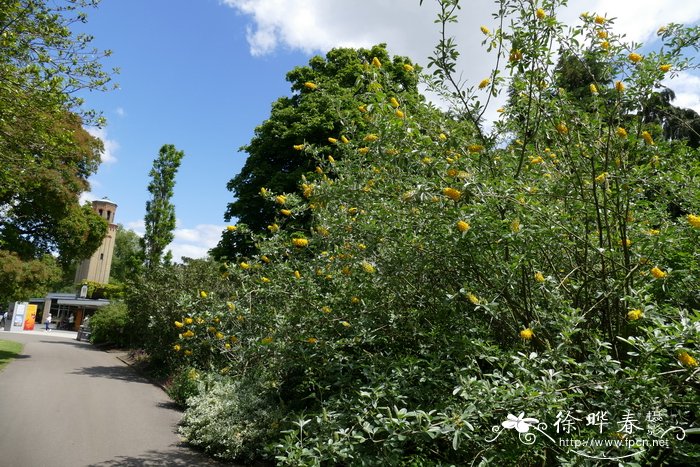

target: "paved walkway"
[0,330,225,466]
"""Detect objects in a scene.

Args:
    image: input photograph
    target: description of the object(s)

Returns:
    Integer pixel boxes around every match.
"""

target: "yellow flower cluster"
[480,25,490,35]
[227,225,237,231]
[520,328,534,340]
[390,97,400,108]
[589,83,598,94]
[659,64,671,73]
[628,53,643,63]
[534,272,545,283]
[442,187,462,201]
[467,293,480,305]
[456,220,470,233]
[371,56,382,68]
[293,144,304,151]
[478,78,490,89]
[651,266,667,279]
[292,238,309,248]
[678,351,698,368]
[364,134,379,142]
[303,82,317,90]
[627,309,642,320]
[556,122,569,135]
[616,127,627,138]
[615,81,625,92]
[536,8,546,19]
[641,131,654,145]
[688,214,700,228]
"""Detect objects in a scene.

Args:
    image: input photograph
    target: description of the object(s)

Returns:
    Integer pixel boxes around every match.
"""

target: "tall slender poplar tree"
[141,144,184,269]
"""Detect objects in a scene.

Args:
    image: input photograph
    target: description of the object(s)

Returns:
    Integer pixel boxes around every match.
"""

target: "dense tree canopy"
[217,44,424,259]
[0,0,114,302]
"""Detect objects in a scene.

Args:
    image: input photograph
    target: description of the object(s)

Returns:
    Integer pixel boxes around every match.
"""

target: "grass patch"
[0,340,24,373]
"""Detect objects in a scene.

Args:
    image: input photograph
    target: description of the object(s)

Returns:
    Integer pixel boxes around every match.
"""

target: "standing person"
[0,310,6,328]
[45,313,52,331]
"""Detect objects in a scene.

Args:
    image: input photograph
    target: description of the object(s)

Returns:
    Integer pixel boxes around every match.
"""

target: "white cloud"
[166,223,226,262]
[115,107,126,117]
[86,126,119,164]
[223,0,700,115]
[664,71,700,114]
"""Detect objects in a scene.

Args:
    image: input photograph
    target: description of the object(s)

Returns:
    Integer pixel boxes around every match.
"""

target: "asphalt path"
[0,331,224,466]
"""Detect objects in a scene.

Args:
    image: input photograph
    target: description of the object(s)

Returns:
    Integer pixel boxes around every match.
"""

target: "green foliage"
[179,375,283,463]
[0,0,114,297]
[110,224,144,284]
[218,44,423,259]
[0,339,24,373]
[79,280,124,300]
[142,144,185,269]
[141,2,700,465]
[89,301,129,347]
[0,251,62,303]
[165,366,201,407]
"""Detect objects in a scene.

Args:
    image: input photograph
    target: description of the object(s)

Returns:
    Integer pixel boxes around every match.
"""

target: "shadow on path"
[0,350,30,361]
[70,364,153,384]
[87,447,232,466]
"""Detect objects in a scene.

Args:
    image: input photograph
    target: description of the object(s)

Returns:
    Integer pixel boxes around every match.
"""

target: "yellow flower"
[260,187,268,196]
[536,8,546,19]
[456,220,471,233]
[616,127,628,138]
[358,104,367,113]
[478,78,490,89]
[174,320,184,328]
[511,219,521,233]
[390,97,400,108]
[306,337,318,344]
[442,187,462,201]
[520,328,534,340]
[216,332,224,339]
[328,155,336,163]
[292,238,309,248]
[651,266,667,279]
[438,133,447,141]
[261,337,273,345]
[261,277,271,283]
[615,80,625,92]
[468,144,484,153]
[421,157,433,164]
[230,335,238,343]
[240,262,250,270]
[600,40,610,50]
[371,56,382,68]
[589,83,598,94]
[293,270,301,279]
[226,303,234,311]
[275,195,287,205]
[293,144,304,151]
[687,214,700,228]
[530,156,544,164]
[659,64,672,73]
[597,30,608,39]
[641,130,654,145]
[321,306,332,314]
[628,53,642,63]
[480,25,490,35]
[678,351,698,368]
[185,317,193,324]
[467,293,480,305]
[339,321,351,328]
[627,309,643,320]
[182,330,195,338]
[280,209,292,216]
[403,63,414,72]
[595,172,608,184]
[594,15,606,24]
[647,229,660,235]
[327,137,338,144]
[173,344,181,352]
[227,225,237,231]
[268,223,279,233]
[534,272,545,283]
[261,255,271,263]
[184,350,192,356]
[200,291,208,298]
[357,243,367,250]
[556,122,569,134]
[341,135,350,144]
[358,147,369,154]
[361,262,376,274]
[303,82,318,90]
[351,296,361,304]
[395,109,405,119]
[364,134,379,142]
[224,343,231,349]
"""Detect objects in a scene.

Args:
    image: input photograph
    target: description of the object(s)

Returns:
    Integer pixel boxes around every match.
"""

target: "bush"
[165,366,201,407]
[90,301,129,347]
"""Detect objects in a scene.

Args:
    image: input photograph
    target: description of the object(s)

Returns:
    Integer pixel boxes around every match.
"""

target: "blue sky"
[76,0,700,260]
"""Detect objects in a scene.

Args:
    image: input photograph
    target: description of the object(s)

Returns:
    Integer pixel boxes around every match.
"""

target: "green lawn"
[0,339,24,373]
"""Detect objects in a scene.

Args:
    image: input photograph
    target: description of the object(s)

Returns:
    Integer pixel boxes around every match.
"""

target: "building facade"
[74,198,118,284]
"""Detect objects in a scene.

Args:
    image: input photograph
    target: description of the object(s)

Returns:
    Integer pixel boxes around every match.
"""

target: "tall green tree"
[110,224,143,284]
[0,0,114,301]
[141,144,184,269]
[217,44,422,259]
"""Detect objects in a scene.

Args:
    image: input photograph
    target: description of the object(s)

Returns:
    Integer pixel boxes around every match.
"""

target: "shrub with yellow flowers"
[129,2,700,464]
